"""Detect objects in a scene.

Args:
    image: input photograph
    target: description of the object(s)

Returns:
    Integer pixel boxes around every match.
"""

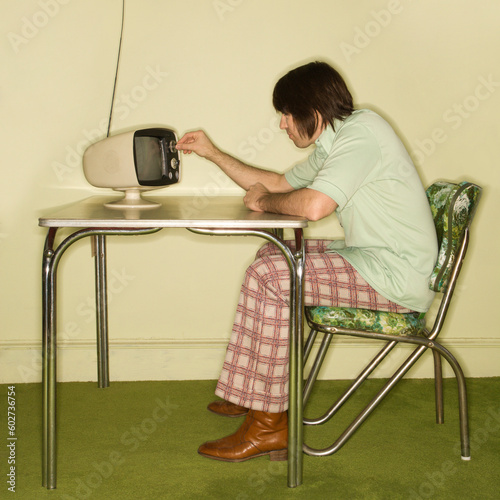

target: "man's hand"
[244,182,269,212]
[176,130,219,161]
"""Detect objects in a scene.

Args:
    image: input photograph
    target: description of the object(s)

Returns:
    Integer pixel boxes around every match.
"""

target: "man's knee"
[256,241,283,258]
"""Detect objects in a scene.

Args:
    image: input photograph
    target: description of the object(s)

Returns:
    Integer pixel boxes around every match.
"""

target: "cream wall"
[1,0,499,383]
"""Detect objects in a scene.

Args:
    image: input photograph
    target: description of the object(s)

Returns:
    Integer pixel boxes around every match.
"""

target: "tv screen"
[135,136,164,183]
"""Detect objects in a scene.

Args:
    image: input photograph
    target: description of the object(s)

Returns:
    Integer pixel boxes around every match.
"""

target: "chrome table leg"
[187,227,306,488]
[41,227,161,489]
[287,228,305,488]
[42,228,57,489]
[94,235,109,388]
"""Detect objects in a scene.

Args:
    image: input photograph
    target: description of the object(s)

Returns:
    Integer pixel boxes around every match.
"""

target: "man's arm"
[176,130,292,193]
[177,129,337,222]
[244,183,338,221]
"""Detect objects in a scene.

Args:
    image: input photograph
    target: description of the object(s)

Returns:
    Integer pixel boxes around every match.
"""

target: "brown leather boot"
[198,410,288,462]
[207,400,249,417]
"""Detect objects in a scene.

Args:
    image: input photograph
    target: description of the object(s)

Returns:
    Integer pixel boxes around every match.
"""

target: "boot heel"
[269,449,288,461]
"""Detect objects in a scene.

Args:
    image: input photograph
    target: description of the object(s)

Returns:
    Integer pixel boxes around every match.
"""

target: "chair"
[302,181,482,459]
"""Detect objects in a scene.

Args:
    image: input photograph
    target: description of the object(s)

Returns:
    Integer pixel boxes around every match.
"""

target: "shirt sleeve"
[309,122,381,209]
[286,121,382,209]
[284,147,325,190]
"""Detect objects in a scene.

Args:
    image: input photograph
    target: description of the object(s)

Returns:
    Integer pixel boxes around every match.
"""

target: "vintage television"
[83,127,180,209]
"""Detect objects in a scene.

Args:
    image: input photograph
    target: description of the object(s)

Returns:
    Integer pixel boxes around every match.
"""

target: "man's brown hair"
[272,61,354,139]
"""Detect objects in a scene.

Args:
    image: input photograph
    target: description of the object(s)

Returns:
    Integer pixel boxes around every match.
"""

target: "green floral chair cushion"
[306,307,426,336]
[426,182,482,292]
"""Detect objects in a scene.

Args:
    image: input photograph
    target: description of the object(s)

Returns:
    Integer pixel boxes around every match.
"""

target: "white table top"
[38,196,309,229]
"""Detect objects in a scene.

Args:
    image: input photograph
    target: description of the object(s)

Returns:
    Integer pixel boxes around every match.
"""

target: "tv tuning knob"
[171,158,179,169]
[169,140,177,153]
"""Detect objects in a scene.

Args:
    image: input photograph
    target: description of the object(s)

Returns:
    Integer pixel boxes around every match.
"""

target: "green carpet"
[1,378,499,499]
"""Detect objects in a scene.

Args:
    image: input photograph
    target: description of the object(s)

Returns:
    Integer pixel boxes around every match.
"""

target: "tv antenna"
[107,0,125,137]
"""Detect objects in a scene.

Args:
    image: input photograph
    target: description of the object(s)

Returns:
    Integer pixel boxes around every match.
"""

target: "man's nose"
[279,114,287,129]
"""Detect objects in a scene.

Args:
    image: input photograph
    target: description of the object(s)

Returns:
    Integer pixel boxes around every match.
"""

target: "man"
[176,61,438,463]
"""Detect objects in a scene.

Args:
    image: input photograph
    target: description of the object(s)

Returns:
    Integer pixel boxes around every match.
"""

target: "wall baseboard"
[2,337,499,383]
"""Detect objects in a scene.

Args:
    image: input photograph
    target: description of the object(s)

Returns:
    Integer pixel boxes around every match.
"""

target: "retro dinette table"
[38,195,308,489]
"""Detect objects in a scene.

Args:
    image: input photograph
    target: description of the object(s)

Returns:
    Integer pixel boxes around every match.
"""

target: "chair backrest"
[426,181,482,293]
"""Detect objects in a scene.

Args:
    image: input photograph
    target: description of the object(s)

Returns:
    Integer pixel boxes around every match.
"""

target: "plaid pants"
[215,239,412,412]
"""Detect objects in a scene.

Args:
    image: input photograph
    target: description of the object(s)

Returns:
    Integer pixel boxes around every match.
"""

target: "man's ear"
[314,110,325,132]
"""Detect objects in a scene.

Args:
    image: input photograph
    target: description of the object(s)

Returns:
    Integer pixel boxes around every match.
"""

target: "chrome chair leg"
[303,332,333,405]
[303,329,318,365]
[304,340,397,426]
[303,336,470,460]
[304,343,428,456]
[433,350,444,424]
[428,342,470,460]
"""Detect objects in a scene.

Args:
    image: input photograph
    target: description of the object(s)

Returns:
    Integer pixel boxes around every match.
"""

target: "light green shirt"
[285,109,438,312]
